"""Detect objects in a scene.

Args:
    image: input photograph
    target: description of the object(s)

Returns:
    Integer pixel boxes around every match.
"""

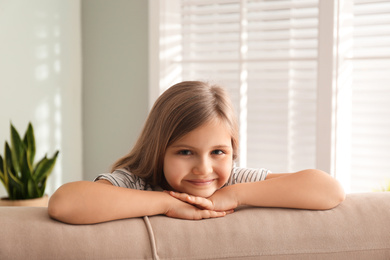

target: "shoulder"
[94,168,153,190]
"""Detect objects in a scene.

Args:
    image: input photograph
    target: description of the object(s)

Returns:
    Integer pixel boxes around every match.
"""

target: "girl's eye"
[178,150,192,155]
[212,150,224,155]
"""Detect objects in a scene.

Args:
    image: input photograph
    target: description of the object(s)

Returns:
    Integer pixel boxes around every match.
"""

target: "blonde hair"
[111,81,239,188]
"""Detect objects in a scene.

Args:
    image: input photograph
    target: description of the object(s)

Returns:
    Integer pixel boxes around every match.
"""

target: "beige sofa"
[1,192,390,260]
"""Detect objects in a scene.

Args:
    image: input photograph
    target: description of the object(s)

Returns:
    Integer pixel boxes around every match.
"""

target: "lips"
[186,179,215,186]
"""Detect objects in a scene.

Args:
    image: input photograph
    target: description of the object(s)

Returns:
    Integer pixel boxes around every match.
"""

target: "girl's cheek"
[225,162,233,181]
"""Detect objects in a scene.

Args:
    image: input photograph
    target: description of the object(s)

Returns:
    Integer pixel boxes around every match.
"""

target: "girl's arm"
[170,169,345,211]
[48,180,228,224]
[231,169,345,210]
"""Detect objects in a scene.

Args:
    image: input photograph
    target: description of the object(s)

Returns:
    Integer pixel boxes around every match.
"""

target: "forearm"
[48,181,171,224]
[233,169,345,210]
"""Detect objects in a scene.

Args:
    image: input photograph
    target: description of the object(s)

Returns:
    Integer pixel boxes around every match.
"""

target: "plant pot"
[0,194,49,207]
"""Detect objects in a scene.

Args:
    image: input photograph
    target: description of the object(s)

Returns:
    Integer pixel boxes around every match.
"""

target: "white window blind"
[150,0,390,192]
[245,0,318,172]
[335,0,390,192]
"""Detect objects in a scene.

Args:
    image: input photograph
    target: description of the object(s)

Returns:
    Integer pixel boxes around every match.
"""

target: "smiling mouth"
[186,179,215,186]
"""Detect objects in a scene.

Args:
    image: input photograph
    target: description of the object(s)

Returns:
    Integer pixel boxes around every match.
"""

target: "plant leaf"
[4,142,16,179]
[21,151,39,198]
[38,176,47,197]
[23,122,36,167]
[0,155,6,189]
[0,154,3,173]
[20,150,33,183]
[34,151,59,184]
[6,166,24,200]
[5,142,23,199]
[10,123,25,175]
[27,178,39,199]
[2,144,10,195]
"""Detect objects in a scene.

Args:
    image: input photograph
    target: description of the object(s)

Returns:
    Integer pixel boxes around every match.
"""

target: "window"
[334,0,390,192]
[149,0,390,193]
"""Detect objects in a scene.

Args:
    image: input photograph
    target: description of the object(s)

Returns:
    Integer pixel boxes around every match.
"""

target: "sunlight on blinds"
[246,0,318,172]
[348,0,390,192]
[159,0,183,92]
[335,0,390,192]
[154,0,390,192]
[160,0,320,172]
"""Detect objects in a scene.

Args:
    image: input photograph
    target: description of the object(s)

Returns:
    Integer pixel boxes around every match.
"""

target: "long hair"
[111,81,239,188]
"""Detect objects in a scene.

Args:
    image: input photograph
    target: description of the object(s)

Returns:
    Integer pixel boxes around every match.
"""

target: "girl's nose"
[193,157,213,175]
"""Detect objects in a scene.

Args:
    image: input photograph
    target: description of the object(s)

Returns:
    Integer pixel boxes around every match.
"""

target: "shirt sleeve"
[94,169,153,191]
[225,167,270,186]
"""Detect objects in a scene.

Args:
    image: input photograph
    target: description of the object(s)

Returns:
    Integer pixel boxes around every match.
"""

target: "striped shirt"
[94,167,270,191]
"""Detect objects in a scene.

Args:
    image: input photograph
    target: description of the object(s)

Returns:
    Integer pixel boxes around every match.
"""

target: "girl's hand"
[207,186,239,211]
[167,191,215,210]
[167,186,239,213]
[164,193,228,220]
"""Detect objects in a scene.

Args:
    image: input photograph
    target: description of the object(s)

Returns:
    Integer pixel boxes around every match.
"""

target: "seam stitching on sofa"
[143,216,160,260]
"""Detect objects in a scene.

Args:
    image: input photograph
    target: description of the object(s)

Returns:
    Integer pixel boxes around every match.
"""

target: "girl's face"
[163,119,233,198]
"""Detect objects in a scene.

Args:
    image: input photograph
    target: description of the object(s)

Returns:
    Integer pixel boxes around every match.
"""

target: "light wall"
[0,0,82,197]
[0,0,149,198]
[82,0,149,181]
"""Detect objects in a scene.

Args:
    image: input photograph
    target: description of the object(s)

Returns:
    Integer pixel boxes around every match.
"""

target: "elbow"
[48,183,77,223]
[329,183,346,209]
[48,189,66,222]
[304,169,346,210]
[320,188,345,210]
[319,174,346,210]
[47,200,62,222]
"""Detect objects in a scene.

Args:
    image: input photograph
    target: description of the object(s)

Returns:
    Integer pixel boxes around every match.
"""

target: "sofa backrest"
[1,192,390,259]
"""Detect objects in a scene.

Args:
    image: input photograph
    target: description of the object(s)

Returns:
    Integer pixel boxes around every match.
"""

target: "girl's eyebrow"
[212,145,232,149]
[170,144,232,149]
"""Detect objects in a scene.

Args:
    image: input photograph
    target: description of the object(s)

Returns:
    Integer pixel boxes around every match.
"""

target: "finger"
[225,209,235,215]
[168,191,215,210]
[186,196,214,210]
[171,191,215,210]
[197,209,227,219]
[169,191,191,202]
[168,192,205,206]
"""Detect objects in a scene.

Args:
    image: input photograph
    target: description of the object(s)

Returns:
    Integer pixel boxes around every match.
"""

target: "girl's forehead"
[173,118,232,144]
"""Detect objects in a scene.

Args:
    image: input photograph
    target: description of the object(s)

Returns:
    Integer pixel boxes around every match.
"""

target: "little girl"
[49,81,345,224]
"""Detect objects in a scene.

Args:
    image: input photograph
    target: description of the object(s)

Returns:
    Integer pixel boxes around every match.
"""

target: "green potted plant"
[0,122,59,206]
